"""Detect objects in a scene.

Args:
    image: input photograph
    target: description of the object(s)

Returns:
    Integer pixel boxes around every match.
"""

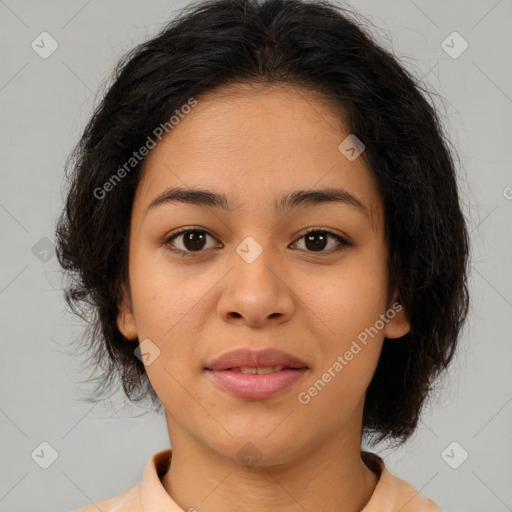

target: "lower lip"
[207,368,308,399]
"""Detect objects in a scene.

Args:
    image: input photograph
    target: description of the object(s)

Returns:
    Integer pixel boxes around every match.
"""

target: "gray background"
[0,0,511,510]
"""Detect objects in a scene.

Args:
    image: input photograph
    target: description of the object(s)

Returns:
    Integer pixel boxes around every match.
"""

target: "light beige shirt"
[71,448,442,511]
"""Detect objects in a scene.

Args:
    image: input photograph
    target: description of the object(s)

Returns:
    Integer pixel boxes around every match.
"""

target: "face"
[117,83,410,465]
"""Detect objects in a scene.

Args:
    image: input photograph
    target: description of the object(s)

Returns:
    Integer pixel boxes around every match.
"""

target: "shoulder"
[67,448,173,512]
[362,451,442,512]
[397,492,442,512]
[69,482,141,512]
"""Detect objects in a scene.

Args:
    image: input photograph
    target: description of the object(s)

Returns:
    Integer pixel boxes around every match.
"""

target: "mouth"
[205,347,309,372]
[204,348,309,399]
[205,367,309,400]
[218,365,306,374]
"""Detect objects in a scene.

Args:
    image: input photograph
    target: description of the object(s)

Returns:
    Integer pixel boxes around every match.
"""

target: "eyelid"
[163,225,220,254]
[163,225,351,256]
[292,226,352,251]
[298,225,351,242]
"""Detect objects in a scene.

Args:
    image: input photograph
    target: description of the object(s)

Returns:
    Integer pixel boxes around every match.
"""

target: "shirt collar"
[140,448,182,511]
[140,448,438,512]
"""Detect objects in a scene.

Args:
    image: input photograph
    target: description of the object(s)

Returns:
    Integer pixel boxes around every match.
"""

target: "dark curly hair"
[55,0,471,447]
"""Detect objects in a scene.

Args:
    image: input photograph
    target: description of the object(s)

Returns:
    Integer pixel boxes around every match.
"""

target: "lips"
[205,348,309,372]
[204,348,309,399]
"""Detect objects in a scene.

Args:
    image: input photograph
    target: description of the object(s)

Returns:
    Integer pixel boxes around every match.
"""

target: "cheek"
[304,254,389,339]
[298,253,388,397]
[298,280,387,419]
[129,245,213,338]
[128,258,225,407]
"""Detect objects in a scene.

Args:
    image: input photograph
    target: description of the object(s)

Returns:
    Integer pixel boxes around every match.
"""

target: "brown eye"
[164,227,349,257]
[292,229,348,254]
[164,229,219,254]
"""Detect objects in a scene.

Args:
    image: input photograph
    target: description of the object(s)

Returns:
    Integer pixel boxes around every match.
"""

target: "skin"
[117,82,411,512]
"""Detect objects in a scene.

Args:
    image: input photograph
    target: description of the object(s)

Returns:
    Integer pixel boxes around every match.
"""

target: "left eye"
[293,229,348,253]
[164,228,348,256]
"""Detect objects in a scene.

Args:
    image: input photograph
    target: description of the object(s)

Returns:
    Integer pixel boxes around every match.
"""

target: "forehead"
[134,83,384,231]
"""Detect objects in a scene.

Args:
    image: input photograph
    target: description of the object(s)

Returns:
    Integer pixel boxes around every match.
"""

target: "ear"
[117,283,138,341]
[383,288,411,340]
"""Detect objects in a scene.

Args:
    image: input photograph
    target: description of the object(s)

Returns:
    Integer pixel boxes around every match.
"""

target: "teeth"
[236,366,284,374]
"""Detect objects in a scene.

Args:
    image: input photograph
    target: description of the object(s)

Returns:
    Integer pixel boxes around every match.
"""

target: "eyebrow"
[145,186,370,219]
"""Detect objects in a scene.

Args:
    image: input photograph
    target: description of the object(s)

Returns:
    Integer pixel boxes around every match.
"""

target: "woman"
[56,0,470,510]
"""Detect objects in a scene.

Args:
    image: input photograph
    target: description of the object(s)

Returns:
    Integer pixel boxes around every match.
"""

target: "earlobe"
[384,290,411,340]
[117,286,138,341]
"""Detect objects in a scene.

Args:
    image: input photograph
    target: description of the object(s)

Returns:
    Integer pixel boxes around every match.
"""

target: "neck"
[161,416,379,512]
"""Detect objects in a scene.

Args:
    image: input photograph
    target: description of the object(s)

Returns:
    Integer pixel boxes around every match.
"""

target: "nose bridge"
[217,231,294,325]
[226,204,299,289]
[232,232,280,290]
[220,188,296,274]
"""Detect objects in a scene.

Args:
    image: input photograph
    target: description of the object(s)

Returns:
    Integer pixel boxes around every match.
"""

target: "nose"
[217,242,295,328]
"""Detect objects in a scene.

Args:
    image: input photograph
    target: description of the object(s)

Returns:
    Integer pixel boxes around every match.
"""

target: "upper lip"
[205,348,309,371]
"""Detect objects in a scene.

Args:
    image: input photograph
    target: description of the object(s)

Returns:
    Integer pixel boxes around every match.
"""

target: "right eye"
[164,228,220,256]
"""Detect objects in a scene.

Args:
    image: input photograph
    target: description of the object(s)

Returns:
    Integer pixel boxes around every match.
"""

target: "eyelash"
[163,226,350,257]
